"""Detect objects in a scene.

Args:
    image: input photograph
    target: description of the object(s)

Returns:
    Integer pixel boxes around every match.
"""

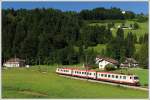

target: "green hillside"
[87,44,106,53]
[89,20,148,38]
[86,43,141,55]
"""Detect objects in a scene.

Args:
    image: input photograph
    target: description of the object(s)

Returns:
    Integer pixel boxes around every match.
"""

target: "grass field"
[89,20,148,38]
[2,65,148,98]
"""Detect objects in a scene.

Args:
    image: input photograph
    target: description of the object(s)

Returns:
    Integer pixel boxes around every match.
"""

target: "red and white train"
[56,67,140,86]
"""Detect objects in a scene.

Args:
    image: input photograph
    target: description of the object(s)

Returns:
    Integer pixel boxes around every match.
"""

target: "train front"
[132,75,140,86]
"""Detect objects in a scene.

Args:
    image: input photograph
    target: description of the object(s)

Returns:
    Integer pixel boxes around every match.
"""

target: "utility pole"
[85,55,88,81]
[38,57,41,72]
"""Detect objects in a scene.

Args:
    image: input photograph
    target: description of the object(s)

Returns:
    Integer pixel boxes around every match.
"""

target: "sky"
[2,2,148,14]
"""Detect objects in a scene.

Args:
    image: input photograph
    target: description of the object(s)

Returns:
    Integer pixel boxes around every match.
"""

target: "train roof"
[57,67,136,75]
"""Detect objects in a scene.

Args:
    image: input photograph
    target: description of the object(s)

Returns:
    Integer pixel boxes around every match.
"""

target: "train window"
[123,76,126,79]
[112,75,114,78]
[105,74,107,77]
[134,77,139,80]
[82,72,84,74]
[130,77,132,79]
[116,75,118,78]
[101,74,103,77]
[120,76,122,79]
[108,75,110,77]
[94,73,96,76]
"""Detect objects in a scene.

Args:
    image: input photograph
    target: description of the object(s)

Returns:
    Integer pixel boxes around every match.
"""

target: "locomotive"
[56,67,140,86]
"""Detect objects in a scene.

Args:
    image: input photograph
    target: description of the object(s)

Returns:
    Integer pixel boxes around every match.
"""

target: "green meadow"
[2,65,148,98]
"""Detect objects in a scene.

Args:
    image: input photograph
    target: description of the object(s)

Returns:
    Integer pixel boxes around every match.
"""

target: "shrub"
[134,23,139,29]
[105,64,117,71]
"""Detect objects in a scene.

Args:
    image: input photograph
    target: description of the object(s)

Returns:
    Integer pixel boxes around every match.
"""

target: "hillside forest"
[2,7,148,68]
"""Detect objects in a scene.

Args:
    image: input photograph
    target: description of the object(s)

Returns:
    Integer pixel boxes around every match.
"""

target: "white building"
[120,58,139,68]
[3,58,25,67]
[122,11,126,14]
[95,56,118,70]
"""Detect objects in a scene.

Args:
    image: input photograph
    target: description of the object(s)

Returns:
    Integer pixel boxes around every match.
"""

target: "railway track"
[59,74,148,91]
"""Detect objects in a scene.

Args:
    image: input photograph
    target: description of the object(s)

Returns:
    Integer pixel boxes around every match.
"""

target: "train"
[56,67,140,86]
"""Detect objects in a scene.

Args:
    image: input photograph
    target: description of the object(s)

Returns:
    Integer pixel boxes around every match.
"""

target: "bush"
[105,64,117,71]
[134,23,139,29]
